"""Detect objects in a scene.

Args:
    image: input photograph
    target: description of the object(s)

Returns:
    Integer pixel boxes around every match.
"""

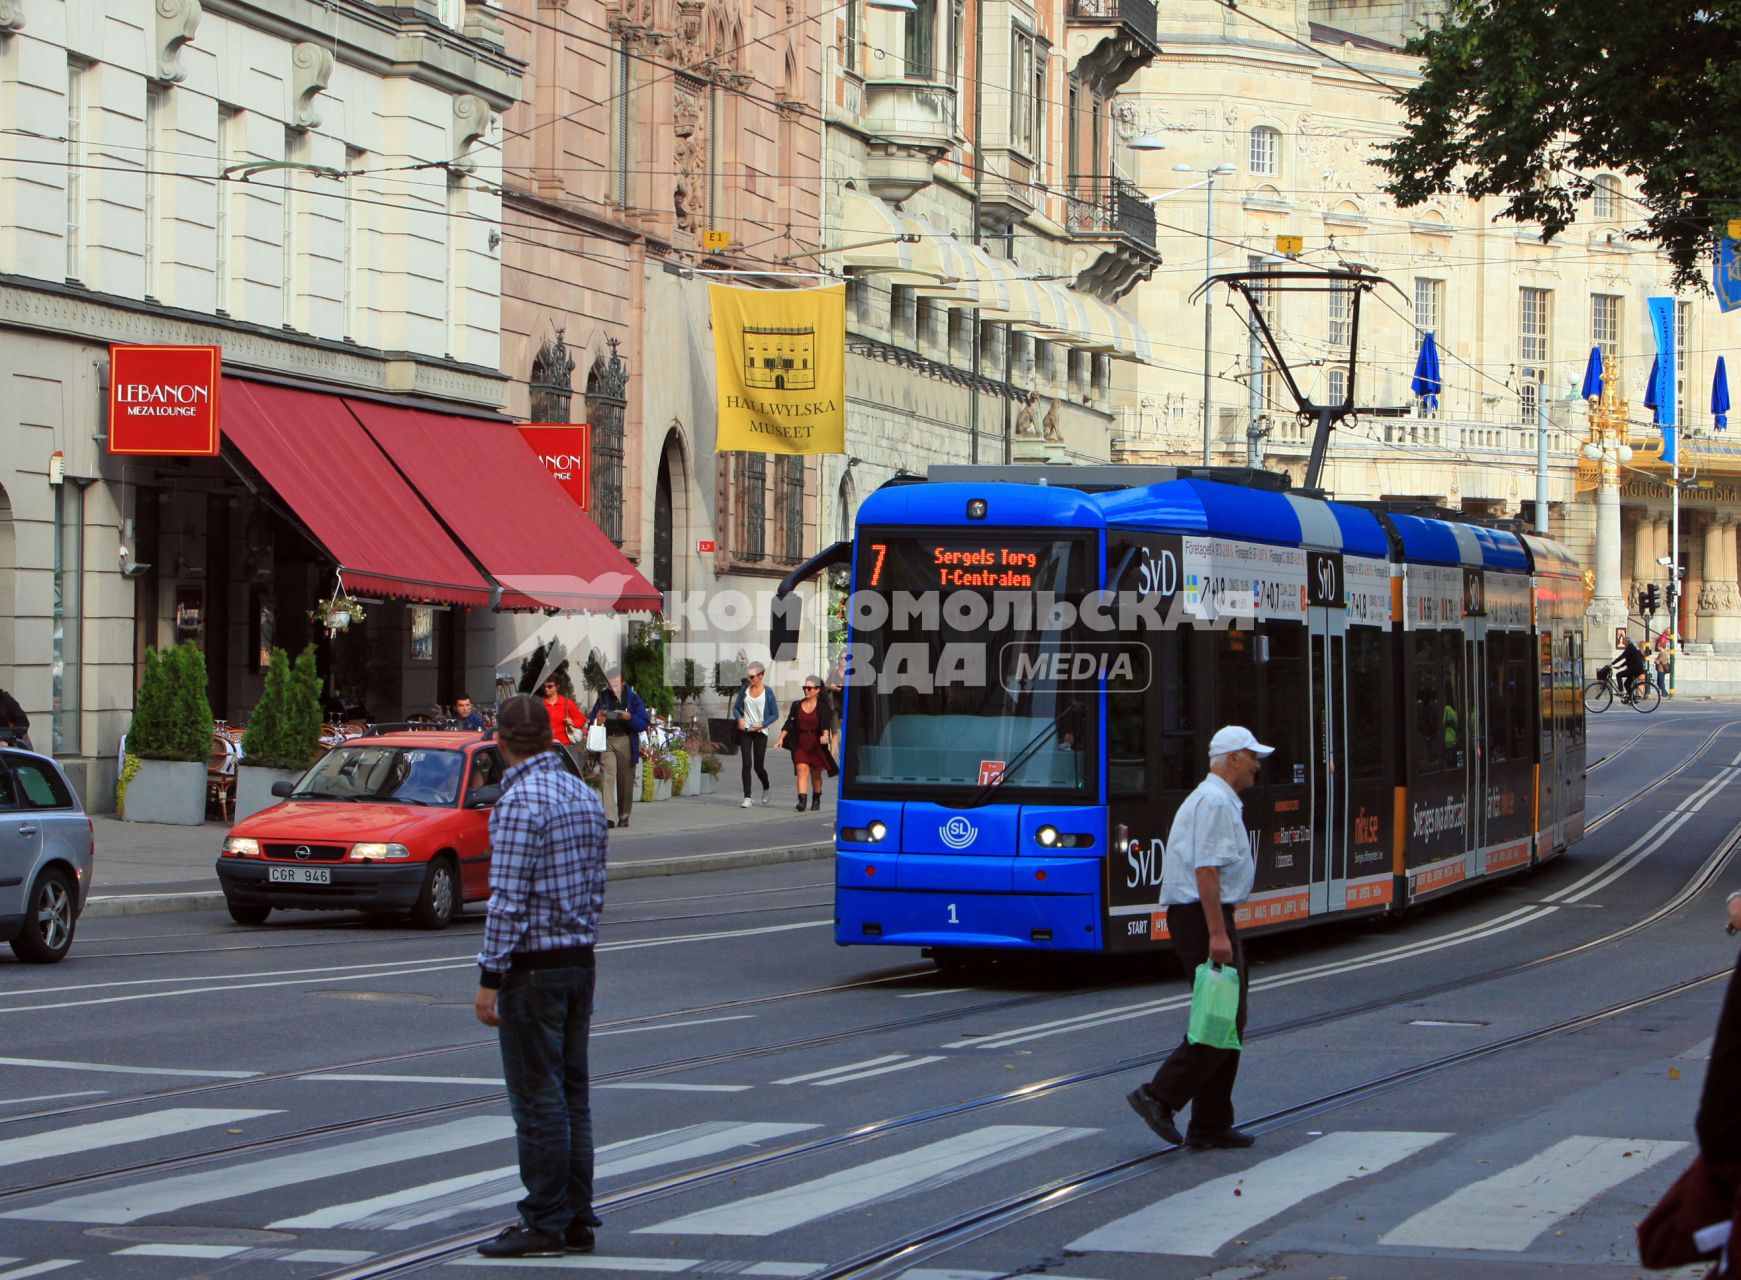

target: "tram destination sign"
[858,536,1075,593]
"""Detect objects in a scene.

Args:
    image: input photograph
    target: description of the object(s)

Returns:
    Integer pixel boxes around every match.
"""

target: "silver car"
[0,746,93,963]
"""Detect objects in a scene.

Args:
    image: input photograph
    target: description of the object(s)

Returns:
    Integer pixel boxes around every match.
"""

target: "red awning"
[345,400,663,614]
[221,380,495,607]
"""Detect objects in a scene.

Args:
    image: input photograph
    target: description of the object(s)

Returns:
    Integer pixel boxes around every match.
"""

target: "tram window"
[1410,633,1443,774]
[1441,631,1466,762]
[1107,641,1148,798]
[1262,622,1307,786]
[1486,639,1510,765]
[1346,627,1385,783]
[1211,627,1261,745]
[1157,627,1196,793]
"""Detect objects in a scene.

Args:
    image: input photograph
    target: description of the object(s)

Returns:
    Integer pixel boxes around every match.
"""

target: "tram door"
[1308,601,1349,914]
[1463,570,1488,874]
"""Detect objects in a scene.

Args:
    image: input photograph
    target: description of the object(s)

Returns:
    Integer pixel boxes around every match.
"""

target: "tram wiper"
[947,700,1082,811]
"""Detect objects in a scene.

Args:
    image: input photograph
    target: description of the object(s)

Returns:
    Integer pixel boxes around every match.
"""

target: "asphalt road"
[0,702,1736,1280]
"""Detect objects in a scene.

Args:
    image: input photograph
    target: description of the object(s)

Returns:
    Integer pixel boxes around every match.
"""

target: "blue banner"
[1718,240,1741,314]
[1647,296,1678,428]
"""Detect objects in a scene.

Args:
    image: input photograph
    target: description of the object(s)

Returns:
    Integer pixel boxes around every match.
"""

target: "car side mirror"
[467,784,503,808]
[270,780,297,798]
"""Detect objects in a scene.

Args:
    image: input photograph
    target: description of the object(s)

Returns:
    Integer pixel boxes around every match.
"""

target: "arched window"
[1248,126,1279,177]
[775,454,805,562]
[529,329,575,423]
[585,339,628,545]
[1593,174,1621,220]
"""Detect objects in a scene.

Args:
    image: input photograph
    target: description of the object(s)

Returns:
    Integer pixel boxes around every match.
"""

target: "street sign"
[697,538,717,553]
[703,229,731,251]
[1275,235,1303,257]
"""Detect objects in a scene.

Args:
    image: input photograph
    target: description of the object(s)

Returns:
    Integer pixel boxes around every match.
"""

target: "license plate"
[268,866,331,885]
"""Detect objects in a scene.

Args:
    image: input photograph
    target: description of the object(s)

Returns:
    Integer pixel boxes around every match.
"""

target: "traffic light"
[1640,583,1661,616]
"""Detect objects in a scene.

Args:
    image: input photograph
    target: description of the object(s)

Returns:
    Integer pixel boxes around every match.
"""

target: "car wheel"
[10,868,77,964]
[227,901,271,926]
[410,857,458,930]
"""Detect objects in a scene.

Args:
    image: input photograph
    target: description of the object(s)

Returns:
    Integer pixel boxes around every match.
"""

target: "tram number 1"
[947,903,959,924]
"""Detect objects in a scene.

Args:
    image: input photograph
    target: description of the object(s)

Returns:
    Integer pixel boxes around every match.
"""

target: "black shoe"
[811,794,823,812]
[606,820,616,829]
[796,796,808,812]
[1126,1087,1182,1145]
[564,1221,597,1254]
[477,1225,564,1258]
[1187,1126,1256,1149]
[618,815,629,829]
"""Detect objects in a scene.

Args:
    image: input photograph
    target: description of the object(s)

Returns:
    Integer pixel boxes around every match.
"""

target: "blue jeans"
[497,965,602,1236]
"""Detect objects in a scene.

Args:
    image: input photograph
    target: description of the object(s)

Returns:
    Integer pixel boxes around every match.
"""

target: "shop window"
[586,339,628,545]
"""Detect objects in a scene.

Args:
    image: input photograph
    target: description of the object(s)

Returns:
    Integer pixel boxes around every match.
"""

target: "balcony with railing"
[1064,176,1160,300]
[1066,0,1160,92]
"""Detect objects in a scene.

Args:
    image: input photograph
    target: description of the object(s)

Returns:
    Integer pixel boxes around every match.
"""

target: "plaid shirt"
[477,750,608,986]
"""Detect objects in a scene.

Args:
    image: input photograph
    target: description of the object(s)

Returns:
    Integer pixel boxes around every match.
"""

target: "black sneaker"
[477,1225,564,1258]
[1187,1126,1256,1149]
[564,1221,597,1253]
[1125,1087,1182,1145]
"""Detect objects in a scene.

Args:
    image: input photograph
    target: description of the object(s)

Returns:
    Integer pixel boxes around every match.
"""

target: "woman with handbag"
[775,674,837,812]
[540,678,585,745]
[588,667,649,829]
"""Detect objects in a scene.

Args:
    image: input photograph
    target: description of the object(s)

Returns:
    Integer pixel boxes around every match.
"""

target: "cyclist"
[1616,635,1648,703]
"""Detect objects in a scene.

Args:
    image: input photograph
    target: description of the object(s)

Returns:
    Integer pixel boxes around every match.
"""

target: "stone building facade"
[1110,0,1741,688]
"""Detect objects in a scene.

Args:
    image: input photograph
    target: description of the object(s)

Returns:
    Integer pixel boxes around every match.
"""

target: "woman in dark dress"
[776,675,836,812]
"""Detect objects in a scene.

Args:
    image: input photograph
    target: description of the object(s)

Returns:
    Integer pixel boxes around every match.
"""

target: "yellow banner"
[710,284,846,454]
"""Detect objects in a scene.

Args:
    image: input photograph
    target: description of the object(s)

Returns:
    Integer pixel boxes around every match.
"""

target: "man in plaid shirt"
[474,695,608,1258]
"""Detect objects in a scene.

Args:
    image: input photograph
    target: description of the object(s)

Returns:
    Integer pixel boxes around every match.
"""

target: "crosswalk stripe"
[643,1125,1096,1238]
[1072,1131,1449,1256]
[274,1122,821,1232]
[0,1263,78,1279]
[773,1055,908,1085]
[813,1056,945,1087]
[0,1057,258,1080]
[115,1245,374,1264]
[449,1258,824,1273]
[0,1108,280,1169]
[1379,1135,1688,1251]
[2,1116,514,1225]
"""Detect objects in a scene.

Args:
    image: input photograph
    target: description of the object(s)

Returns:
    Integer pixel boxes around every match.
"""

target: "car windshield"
[294,745,466,806]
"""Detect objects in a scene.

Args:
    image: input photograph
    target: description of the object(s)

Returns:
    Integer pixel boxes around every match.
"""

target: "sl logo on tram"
[939,816,978,849]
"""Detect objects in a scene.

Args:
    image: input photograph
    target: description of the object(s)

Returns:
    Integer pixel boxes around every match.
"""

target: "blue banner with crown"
[1718,239,1741,313]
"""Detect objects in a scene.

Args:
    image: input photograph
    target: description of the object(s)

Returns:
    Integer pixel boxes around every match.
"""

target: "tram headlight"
[1037,825,1059,848]
[966,498,988,520]
[1035,825,1094,849]
[842,820,889,844]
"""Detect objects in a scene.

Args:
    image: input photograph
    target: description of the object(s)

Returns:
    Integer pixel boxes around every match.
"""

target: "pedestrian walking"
[473,695,608,1259]
[1701,890,1741,1163]
[732,662,779,808]
[0,687,29,750]
[541,677,586,745]
[775,675,836,811]
[452,694,486,731]
[1655,643,1672,698]
[1127,725,1272,1151]
[588,667,650,830]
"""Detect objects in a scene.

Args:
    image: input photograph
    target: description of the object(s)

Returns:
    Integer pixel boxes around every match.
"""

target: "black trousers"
[1147,902,1249,1133]
[740,730,770,797]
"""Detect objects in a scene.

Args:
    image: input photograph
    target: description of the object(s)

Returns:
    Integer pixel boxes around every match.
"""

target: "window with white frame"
[1593,174,1621,221]
[144,85,165,300]
[1591,293,1622,367]
[215,106,242,314]
[1010,28,1038,157]
[1248,126,1279,177]
[1519,287,1551,366]
[343,145,364,341]
[282,128,304,329]
[1327,367,1347,405]
[1519,379,1539,426]
[1328,283,1351,348]
[436,0,466,28]
[1413,277,1443,336]
[906,0,937,77]
[65,57,88,283]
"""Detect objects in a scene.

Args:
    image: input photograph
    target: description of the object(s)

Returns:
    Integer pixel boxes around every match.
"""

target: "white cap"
[1209,725,1274,758]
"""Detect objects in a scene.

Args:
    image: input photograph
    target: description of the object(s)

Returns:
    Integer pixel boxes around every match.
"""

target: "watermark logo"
[939,816,978,849]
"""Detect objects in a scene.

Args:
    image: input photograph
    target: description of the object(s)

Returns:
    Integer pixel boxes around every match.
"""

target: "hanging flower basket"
[309,594,367,636]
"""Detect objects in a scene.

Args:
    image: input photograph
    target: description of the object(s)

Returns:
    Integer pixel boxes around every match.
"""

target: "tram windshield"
[842,530,1096,802]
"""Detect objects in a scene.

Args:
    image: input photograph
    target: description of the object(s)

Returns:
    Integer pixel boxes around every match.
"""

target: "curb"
[81,841,835,921]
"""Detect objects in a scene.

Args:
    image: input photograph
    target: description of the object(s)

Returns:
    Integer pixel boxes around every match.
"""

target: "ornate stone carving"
[451,94,494,173]
[1015,392,1042,437]
[154,0,201,83]
[1041,399,1061,442]
[671,81,707,233]
[291,42,334,130]
[1699,581,1741,612]
[0,0,25,38]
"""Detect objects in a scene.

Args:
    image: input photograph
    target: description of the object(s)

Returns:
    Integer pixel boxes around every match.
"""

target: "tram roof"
[1379,511,1530,571]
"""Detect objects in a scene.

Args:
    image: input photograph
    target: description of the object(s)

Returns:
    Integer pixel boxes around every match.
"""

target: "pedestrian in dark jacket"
[1698,891,1741,1163]
[587,668,650,829]
[0,688,29,750]
[775,674,836,812]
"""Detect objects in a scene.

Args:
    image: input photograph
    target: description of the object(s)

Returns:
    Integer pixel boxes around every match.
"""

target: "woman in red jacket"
[540,679,585,746]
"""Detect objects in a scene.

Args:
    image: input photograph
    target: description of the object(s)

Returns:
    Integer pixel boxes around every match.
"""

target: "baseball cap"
[496,694,553,753]
[1209,725,1274,758]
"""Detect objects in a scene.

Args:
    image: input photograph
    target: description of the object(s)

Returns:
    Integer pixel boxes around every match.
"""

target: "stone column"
[1705,516,1741,644]
[1683,512,1703,643]
[1590,452,1627,648]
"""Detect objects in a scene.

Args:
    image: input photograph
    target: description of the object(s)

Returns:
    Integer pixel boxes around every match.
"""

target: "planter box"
[124,759,208,826]
[234,765,303,823]
[680,768,701,797]
[708,718,740,754]
[699,773,717,795]
[654,778,673,801]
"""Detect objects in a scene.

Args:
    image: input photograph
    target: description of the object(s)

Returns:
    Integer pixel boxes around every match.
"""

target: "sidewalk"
[85,764,834,919]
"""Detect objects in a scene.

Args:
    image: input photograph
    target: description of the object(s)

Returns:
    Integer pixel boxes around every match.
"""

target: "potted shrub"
[236,645,322,821]
[309,592,366,637]
[652,754,674,802]
[124,642,213,826]
[699,750,722,795]
[670,747,696,797]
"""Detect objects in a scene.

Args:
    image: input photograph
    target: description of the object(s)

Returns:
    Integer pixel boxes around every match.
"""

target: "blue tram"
[798,465,1586,960]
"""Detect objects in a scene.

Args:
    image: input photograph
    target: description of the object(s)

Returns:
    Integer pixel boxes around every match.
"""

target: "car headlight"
[223,837,260,857]
[351,842,412,860]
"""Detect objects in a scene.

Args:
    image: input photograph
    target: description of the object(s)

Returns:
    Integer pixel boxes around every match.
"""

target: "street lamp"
[1581,378,1634,646]
[1169,161,1237,466]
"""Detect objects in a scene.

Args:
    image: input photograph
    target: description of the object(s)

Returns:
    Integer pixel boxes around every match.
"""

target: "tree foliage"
[242,645,323,770]
[623,636,674,718]
[1379,0,1741,291]
[128,643,212,763]
[517,643,574,698]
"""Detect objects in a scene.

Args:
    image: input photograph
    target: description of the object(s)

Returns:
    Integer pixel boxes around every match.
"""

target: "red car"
[215,728,584,929]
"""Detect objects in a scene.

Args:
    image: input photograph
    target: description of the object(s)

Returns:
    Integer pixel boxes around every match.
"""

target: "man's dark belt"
[605,725,631,735]
[480,944,595,988]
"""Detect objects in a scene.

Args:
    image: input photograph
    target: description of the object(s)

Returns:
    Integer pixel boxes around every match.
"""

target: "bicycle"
[1584,663,1662,713]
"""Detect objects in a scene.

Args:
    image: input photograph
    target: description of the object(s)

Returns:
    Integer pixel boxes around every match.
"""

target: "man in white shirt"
[1127,725,1271,1150]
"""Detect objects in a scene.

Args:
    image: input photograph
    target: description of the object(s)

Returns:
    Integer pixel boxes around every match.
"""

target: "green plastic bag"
[1186,962,1242,1050]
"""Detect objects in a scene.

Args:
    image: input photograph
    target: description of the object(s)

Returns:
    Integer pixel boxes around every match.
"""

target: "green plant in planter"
[641,755,657,803]
[623,637,674,718]
[581,649,609,700]
[128,642,212,762]
[518,643,575,698]
[242,645,323,769]
[115,752,142,815]
[673,659,704,710]
[700,752,722,776]
[668,748,690,792]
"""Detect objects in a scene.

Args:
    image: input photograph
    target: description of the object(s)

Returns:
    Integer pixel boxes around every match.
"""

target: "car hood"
[231,800,463,843]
